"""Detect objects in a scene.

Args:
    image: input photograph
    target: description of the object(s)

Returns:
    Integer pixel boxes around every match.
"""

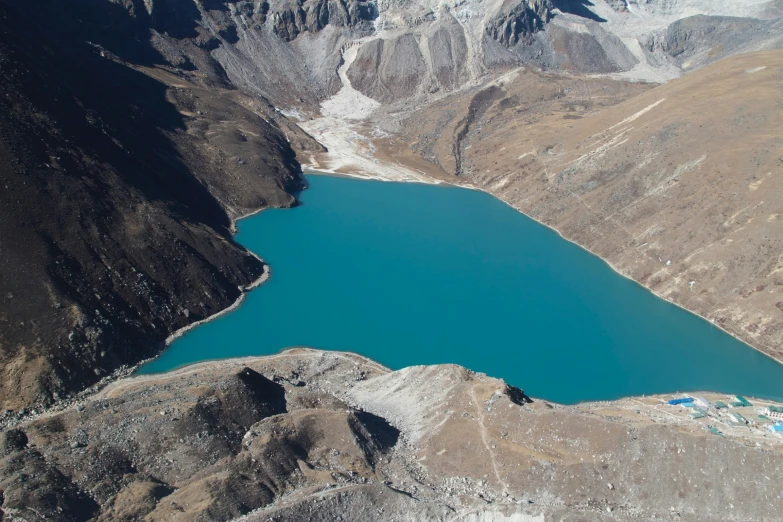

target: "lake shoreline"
[143,174,783,403]
[304,169,783,370]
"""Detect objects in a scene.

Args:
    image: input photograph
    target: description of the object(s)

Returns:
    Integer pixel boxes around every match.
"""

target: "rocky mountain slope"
[0,0,319,412]
[364,50,783,363]
[3,349,783,522]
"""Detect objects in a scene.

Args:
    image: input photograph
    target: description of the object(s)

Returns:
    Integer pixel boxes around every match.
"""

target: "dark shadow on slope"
[0,0,274,407]
[354,410,401,451]
[506,384,534,405]
[43,0,204,43]
[551,0,607,23]
[0,0,229,232]
[35,0,163,66]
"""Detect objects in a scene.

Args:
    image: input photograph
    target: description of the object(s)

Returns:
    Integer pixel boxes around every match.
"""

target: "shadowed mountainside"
[0,0,307,412]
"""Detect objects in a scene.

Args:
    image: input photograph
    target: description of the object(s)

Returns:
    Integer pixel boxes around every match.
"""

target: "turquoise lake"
[139,175,783,404]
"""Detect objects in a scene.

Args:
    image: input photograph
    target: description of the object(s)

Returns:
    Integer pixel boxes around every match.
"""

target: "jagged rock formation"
[2,350,782,521]
[486,0,551,47]
[266,0,378,41]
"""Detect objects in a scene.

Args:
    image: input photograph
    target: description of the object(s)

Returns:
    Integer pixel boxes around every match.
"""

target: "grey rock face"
[347,34,428,102]
[486,0,551,47]
[428,22,469,90]
[606,0,629,11]
[645,14,783,69]
[267,0,378,41]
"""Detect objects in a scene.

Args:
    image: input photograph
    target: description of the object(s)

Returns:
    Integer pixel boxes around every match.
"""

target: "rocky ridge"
[2,349,782,521]
[486,0,551,47]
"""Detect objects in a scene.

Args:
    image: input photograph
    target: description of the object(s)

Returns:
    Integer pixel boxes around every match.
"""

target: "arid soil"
[2,349,782,522]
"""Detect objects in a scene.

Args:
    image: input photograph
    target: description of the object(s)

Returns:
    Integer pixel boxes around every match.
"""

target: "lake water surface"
[139,175,783,404]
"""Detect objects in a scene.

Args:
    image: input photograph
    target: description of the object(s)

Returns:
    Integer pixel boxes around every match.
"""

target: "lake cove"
[139,175,783,404]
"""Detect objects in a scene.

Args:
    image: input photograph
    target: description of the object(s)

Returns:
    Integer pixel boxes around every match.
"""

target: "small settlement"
[665,394,783,440]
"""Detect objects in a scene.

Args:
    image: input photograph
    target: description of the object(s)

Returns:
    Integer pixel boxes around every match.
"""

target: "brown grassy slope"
[397,50,783,362]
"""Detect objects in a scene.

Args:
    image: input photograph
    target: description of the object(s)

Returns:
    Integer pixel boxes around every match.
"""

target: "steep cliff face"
[485,0,550,47]
[266,0,378,41]
[341,0,554,103]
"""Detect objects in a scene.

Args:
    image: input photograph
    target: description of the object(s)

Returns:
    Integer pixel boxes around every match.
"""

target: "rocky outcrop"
[3,349,783,521]
[486,0,551,47]
[267,0,378,41]
[606,0,629,11]
[644,14,783,70]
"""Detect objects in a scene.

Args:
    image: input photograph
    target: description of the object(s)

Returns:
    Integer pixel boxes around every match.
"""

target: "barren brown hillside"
[393,50,783,362]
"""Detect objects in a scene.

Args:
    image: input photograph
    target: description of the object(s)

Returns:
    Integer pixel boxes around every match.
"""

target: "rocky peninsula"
[3,349,783,521]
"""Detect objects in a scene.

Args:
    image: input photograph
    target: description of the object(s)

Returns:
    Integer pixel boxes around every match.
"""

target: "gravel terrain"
[3,349,782,521]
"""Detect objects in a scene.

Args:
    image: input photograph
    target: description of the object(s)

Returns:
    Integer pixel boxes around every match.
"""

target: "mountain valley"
[1,0,783,519]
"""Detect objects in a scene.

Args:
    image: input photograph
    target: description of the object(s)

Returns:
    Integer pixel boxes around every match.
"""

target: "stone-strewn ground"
[2,349,782,521]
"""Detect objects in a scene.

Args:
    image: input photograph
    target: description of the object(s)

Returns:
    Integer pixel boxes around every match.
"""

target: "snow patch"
[609,99,666,130]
